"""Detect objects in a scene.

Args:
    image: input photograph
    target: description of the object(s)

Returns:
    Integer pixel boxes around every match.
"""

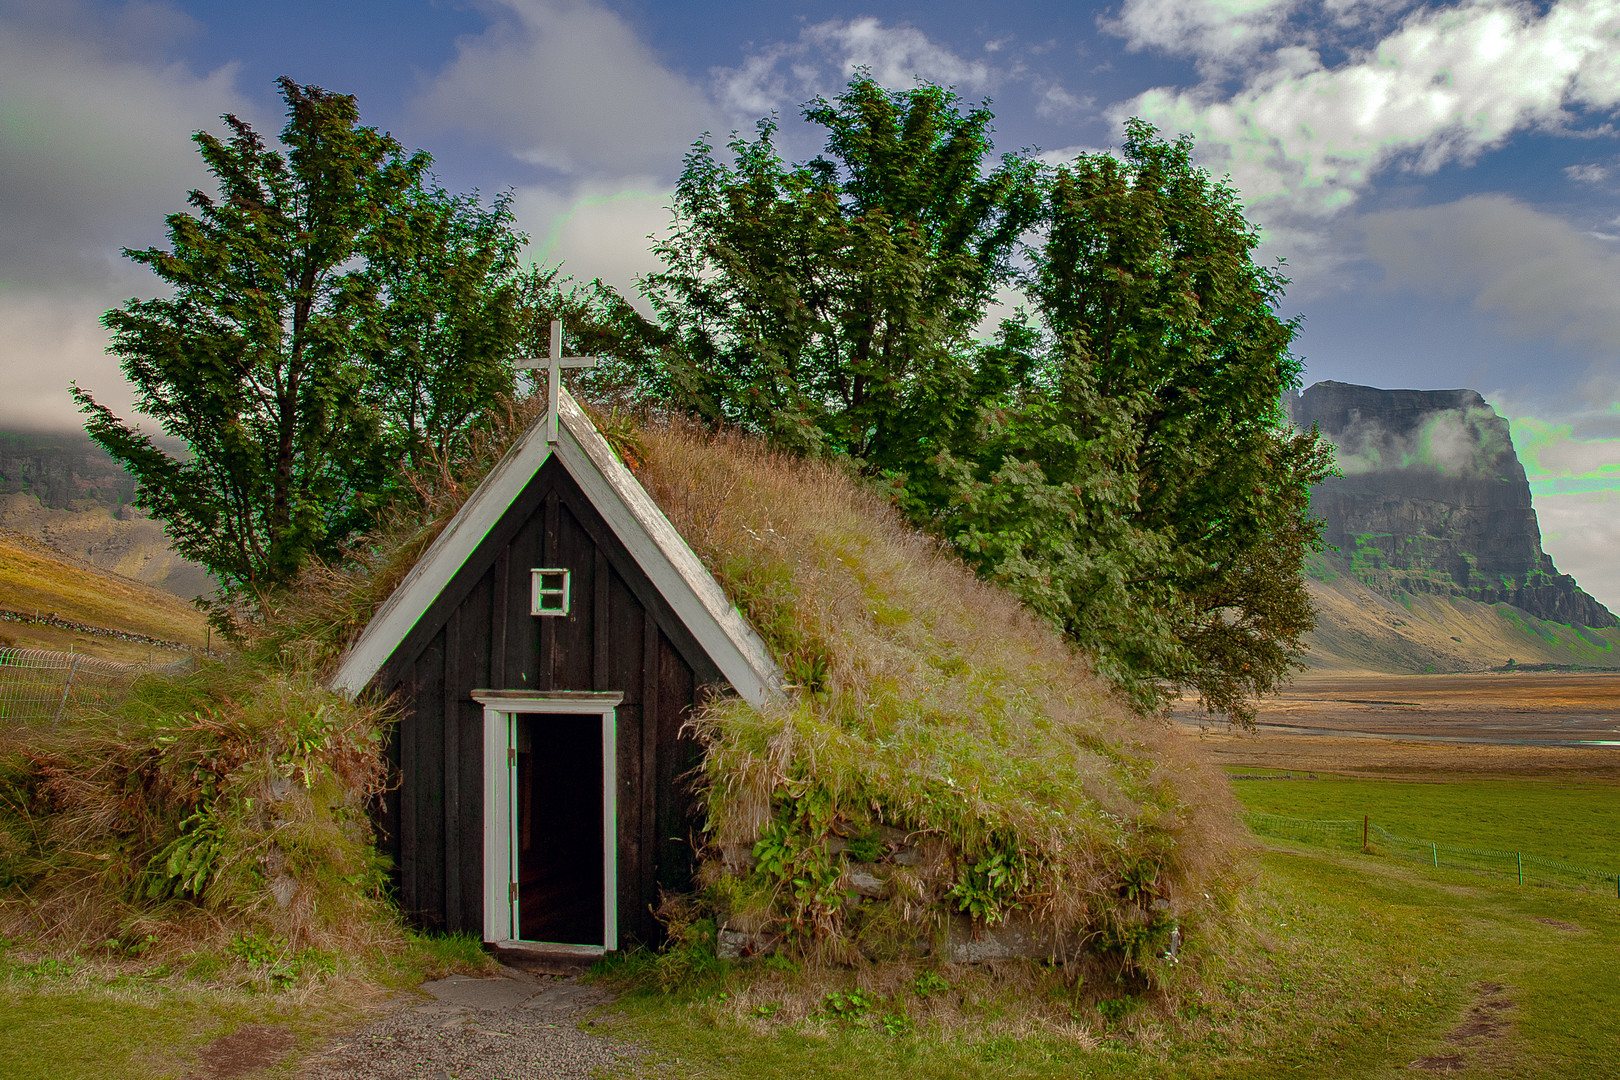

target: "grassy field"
[584,742,1620,1077]
[0,535,206,661]
[1227,771,1620,869]
[593,839,1620,1078]
[6,673,1617,1078]
[0,978,339,1080]
[0,934,489,1080]
[1,792,1615,1078]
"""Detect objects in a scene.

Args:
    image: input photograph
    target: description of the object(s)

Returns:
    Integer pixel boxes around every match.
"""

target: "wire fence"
[0,647,193,723]
[1246,811,1620,897]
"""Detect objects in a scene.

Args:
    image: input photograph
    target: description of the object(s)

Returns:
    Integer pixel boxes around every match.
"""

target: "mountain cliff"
[0,431,212,599]
[1292,381,1615,631]
[0,431,138,510]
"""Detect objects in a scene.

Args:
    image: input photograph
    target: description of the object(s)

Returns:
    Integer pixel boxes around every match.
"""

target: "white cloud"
[1319,0,1425,21]
[0,3,247,291]
[413,0,715,177]
[806,18,996,91]
[1532,489,1620,611]
[1106,0,1303,68]
[1565,161,1610,183]
[0,289,143,431]
[714,17,999,124]
[1492,391,1620,612]
[513,179,671,315]
[1119,0,1620,222]
[1364,196,1620,582]
[1034,143,1112,166]
[1035,82,1093,122]
[1326,403,1508,476]
[0,0,252,430]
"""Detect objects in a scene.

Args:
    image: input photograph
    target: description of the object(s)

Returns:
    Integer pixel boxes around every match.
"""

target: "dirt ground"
[1174,670,1620,779]
[292,971,633,1080]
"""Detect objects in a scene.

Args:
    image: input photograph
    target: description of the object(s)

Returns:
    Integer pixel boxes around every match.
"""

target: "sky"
[1,0,1617,608]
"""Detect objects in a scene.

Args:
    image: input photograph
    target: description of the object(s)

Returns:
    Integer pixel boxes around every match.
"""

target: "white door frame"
[473,690,622,951]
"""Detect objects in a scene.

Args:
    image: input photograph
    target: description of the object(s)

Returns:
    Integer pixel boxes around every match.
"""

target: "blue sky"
[1,0,1617,607]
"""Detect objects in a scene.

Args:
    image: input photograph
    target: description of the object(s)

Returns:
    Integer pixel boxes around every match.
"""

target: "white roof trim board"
[329,390,784,706]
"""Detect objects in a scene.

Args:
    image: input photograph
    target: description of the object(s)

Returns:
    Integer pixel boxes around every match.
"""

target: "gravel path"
[301,969,645,1080]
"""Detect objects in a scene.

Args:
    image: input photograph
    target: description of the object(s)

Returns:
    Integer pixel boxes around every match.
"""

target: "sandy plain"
[1175,670,1620,779]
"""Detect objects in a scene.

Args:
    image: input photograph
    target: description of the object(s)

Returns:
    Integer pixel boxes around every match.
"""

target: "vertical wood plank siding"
[378,458,726,940]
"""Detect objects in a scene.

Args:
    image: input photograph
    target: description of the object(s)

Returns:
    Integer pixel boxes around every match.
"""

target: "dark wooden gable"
[376,456,726,943]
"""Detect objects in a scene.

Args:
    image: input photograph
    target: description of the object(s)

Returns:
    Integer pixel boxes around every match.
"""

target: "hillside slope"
[622,422,1235,963]
[1304,554,1620,673]
[0,430,212,600]
[0,531,208,661]
[0,493,213,600]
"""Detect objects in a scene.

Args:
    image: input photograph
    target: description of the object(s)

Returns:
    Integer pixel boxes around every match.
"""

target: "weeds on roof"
[632,421,1242,990]
[0,653,419,988]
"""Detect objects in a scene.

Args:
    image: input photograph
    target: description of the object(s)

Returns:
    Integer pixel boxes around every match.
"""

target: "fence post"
[54,653,82,722]
[1518,852,1523,886]
[1363,815,1369,853]
[1432,842,1438,868]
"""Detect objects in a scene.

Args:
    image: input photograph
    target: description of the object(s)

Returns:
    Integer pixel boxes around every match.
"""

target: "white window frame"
[530,568,572,616]
[474,690,622,951]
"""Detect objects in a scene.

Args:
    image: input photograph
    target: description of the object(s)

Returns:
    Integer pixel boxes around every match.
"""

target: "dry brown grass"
[629,420,1242,972]
[0,534,207,656]
[0,658,405,973]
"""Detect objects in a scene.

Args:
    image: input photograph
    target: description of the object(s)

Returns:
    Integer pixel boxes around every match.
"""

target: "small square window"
[531,568,571,616]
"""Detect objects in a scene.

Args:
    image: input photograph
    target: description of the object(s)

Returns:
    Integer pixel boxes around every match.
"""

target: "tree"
[73,78,525,600]
[632,77,1041,462]
[629,79,1329,724]
[357,186,525,474]
[926,121,1333,722]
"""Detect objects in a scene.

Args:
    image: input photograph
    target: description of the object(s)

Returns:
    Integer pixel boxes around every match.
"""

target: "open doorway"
[475,691,620,951]
[514,713,603,945]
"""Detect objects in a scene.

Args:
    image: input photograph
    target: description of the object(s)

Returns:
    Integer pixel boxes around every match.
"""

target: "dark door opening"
[514,713,604,946]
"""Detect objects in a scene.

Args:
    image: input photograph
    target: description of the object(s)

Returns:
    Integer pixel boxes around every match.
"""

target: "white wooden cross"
[516,319,601,443]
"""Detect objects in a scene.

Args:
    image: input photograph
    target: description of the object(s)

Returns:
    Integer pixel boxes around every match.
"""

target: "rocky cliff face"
[0,430,213,600]
[0,431,137,510]
[1293,380,1616,630]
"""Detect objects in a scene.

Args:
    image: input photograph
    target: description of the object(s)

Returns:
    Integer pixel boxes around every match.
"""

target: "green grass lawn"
[0,982,328,1080]
[0,977,346,1075]
[5,784,1618,1078]
[0,933,488,1079]
[595,840,1620,1079]
[1226,770,1620,869]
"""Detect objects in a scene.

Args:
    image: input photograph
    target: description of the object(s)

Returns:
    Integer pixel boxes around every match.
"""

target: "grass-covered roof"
[621,419,1237,968]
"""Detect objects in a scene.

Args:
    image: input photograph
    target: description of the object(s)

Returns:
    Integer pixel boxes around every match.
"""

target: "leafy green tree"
[73,78,525,600]
[634,77,1041,462]
[628,79,1329,723]
[358,186,525,473]
[929,121,1333,722]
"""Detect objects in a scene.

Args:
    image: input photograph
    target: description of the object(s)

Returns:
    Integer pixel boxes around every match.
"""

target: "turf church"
[330,323,781,957]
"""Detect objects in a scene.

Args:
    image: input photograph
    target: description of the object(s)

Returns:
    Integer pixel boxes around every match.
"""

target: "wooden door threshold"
[489,939,605,975]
